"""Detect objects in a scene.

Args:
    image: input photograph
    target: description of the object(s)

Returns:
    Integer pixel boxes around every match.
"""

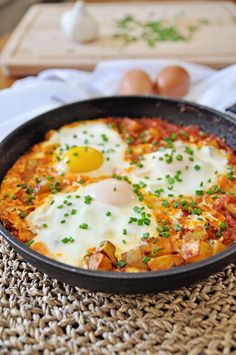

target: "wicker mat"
[0,237,235,355]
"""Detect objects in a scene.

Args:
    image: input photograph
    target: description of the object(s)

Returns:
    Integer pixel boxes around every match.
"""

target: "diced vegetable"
[211,240,227,255]
[85,252,113,271]
[183,241,213,263]
[183,226,208,242]
[122,248,147,269]
[148,255,184,271]
[228,204,236,217]
[97,240,118,266]
[140,237,172,256]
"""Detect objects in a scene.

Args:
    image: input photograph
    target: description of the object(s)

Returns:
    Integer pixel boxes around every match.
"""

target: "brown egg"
[119,70,153,95]
[155,66,190,98]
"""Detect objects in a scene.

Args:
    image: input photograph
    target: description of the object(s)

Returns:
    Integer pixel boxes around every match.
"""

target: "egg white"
[49,121,128,177]
[27,180,157,267]
[128,141,228,197]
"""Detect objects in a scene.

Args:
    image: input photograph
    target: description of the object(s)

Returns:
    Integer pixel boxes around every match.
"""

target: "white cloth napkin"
[0,59,235,141]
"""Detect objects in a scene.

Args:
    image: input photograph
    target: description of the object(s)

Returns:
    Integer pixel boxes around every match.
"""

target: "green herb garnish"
[61,236,75,244]
[118,260,126,268]
[143,256,150,264]
[84,195,93,205]
[79,223,88,230]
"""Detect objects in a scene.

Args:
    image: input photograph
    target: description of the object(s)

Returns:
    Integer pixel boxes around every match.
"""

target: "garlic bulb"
[61,0,98,43]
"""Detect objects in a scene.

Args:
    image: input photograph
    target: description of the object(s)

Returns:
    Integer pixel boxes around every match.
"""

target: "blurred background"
[0,0,235,92]
[0,1,66,35]
[1,0,236,35]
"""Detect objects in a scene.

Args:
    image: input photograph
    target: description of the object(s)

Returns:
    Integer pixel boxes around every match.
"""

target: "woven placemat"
[0,237,235,355]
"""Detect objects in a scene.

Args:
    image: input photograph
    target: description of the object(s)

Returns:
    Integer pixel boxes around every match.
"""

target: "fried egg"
[49,121,127,177]
[26,179,157,267]
[128,141,228,197]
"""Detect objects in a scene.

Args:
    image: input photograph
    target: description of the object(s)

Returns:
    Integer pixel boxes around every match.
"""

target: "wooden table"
[0,33,15,90]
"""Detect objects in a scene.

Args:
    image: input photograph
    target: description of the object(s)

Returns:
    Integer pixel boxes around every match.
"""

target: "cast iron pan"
[0,96,235,294]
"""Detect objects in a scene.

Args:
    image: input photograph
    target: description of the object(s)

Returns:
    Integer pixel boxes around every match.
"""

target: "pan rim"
[0,95,235,149]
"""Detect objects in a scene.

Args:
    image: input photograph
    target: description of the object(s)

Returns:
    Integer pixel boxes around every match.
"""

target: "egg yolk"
[65,146,104,173]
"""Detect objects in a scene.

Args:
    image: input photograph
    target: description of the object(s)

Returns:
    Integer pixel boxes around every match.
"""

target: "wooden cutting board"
[1,1,236,76]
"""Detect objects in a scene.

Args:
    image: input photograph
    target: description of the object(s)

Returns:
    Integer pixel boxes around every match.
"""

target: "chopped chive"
[227,170,234,181]
[26,240,34,247]
[143,256,150,264]
[133,206,144,214]
[151,246,161,257]
[194,164,201,171]
[128,217,137,224]
[162,200,170,208]
[166,155,173,164]
[101,133,108,142]
[159,231,170,238]
[195,190,204,196]
[185,146,194,155]
[173,224,181,232]
[176,154,183,161]
[173,201,180,208]
[118,260,126,268]
[19,212,26,219]
[126,136,134,144]
[35,177,41,183]
[220,222,227,231]
[84,195,93,205]
[154,189,164,197]
[61,236,75,244]
[191,208,202,216]
[143,232,150,239]
[79,223,88,230]
[171,133,177,141]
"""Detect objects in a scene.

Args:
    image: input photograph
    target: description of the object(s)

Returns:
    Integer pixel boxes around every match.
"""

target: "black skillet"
[0,96,235,294]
